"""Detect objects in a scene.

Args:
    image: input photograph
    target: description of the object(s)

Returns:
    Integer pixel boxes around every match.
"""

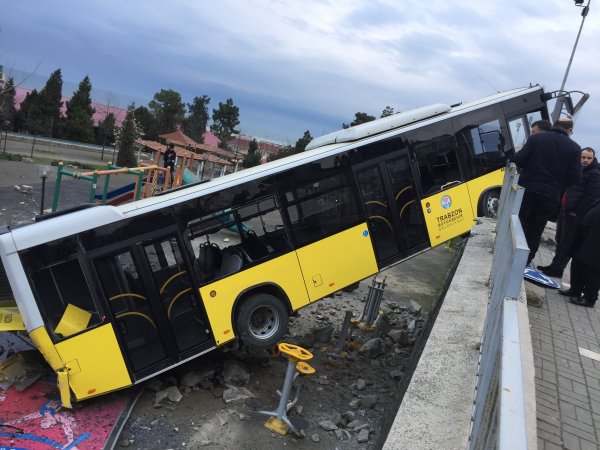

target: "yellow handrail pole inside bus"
[395,186,412,201]
[115,312,157,329]
[365,200,388,208]
[368,215,394,232]
[159,271,187,294]
[400,200,416,218]
[109,293,147,301]
[167,288,193,319]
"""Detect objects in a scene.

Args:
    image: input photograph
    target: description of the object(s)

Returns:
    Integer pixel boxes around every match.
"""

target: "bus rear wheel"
[235,293,288,348]
[481,189,500,218]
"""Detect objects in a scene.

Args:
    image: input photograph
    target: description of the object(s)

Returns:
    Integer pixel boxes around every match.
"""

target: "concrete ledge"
[382,218,537,449]
[383,220,494,449]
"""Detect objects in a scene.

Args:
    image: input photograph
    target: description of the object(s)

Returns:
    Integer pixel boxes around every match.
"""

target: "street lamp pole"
[551,0,591,123]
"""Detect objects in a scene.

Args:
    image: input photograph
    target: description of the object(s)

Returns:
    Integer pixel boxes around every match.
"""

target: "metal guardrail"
[468,163,530,450]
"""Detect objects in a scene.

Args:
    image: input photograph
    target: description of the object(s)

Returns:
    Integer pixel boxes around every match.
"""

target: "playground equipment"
[257,343,316,435]
[50,150,203,212]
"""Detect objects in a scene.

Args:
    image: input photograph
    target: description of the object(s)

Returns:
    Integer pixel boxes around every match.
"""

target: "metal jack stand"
[358,276,387,327]
[257,343,316,435]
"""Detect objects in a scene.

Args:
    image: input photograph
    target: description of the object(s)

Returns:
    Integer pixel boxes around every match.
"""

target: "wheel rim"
[486,195,499,217]
[248,305,280,340]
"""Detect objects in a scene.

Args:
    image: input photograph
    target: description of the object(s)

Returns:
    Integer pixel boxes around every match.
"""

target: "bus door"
[354,154,424,265]
[419,183,475,247]
[93,232,213,380]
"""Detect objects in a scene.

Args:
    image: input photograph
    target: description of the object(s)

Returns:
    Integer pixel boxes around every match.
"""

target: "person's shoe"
[540,267,563,278]
[558,289,581,297]
[569,296,595,307]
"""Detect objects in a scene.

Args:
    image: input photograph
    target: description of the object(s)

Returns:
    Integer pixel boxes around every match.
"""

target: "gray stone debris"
[223,360,250,386]
[356,378,367,391]
[360,395,377,409]
[166,386,183,402]
[349,398,361,409]
[341,410,355,422]
[146,377,163,392]
[153,389,169,407]
[318,419,338,431]
[390,369,404,380]
[330,412,346,427]
[311,434,320,443]
[357,428,370,443]
[312,324,334,343]
[409,300,422,314]
[222,386,254,404]
[407,318,417,332]
[388,329,410,346]
[334,429,344,440]
[359,338,385,359]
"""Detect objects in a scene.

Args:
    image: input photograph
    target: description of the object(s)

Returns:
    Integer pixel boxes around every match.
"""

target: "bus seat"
[218,249,243,277]
[198,242,222,279]
[243,230,268,260]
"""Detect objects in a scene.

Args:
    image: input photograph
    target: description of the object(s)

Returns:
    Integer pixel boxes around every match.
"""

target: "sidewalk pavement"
[529,223,600,450]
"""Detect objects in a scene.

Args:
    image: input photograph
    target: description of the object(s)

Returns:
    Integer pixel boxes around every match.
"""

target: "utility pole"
[551,0,591,123]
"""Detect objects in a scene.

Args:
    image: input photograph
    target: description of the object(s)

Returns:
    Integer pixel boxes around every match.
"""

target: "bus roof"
[6,85,544,250]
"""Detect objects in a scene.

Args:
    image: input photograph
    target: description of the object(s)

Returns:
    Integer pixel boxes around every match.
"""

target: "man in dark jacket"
[515,118,581,266]
[564,200,600,307]
[539,147,600,277]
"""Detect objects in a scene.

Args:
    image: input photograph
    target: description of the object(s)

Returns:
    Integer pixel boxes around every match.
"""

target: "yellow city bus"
[0,85,554,407]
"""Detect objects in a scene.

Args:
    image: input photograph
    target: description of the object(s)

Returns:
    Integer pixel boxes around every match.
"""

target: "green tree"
[115,105,142,167]
[210,98,240,146]
[381,106,395,118]
[148,89,185,135]
[342,112,375,129]
[15,89,44,135]
[38,69,63,137]
[0,77,17,126]
[242,138,262,168]
[96,112,116,160]
[134,105,159,140]
[294,130,313,153]
[64,75,95,143]
[184,95,210,143]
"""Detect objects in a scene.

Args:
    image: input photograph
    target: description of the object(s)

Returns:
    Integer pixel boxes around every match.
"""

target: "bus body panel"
[421,184,476,246]
[295,223,378,301]
[54,323,131,400]
[29,327,64,371]
[465,167,505,215]
[199,252,310,345]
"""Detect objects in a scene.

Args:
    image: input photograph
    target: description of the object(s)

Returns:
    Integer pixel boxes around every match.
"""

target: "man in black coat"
[539,147,600,277]
[563,200,600,307]
[515,118,582,266]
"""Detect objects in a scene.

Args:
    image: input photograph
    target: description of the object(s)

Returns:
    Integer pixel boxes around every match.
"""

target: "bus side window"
[284,169,363,247]
[30,258,101,340]
[413,135,462,196]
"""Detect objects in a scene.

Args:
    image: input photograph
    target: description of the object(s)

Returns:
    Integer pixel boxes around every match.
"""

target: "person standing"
[164,143,176,180]
[531,119,552,134]
[515,118,582,267]
[563,200,600,307]
[539,147,600,277]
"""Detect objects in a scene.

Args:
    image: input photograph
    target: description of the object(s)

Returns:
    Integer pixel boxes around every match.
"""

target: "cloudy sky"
[1,0,599,147]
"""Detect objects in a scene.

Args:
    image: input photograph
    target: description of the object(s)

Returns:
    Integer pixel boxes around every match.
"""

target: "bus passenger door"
[354,154,424,265]
[94,233,213,380]
[420,184,476,247]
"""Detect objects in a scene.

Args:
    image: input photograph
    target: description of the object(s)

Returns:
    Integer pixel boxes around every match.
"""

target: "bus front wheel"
[481,189,500,218]
[235,293,289,348]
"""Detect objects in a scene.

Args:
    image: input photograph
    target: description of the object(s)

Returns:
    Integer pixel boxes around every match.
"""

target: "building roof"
[159,129,236,160]
[137,138,232,166]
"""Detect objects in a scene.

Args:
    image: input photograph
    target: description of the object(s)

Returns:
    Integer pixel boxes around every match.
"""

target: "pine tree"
[210,98,240,147]
[65,75,95,143]
[38,69,63,137]
[0,77,17,127]
[242,138,262,168]
[148,89,185,135]
[115,105,142,167]
[184,95,210,143]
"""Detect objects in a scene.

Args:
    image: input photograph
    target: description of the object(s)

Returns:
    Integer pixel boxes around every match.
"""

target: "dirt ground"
[0,158,463,449]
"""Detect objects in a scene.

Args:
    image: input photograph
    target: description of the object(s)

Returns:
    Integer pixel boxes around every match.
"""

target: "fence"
[468,163,531,450]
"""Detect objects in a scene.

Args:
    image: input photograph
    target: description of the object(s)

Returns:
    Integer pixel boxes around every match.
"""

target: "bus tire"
[481,189,500,218]
[235,293,288,348]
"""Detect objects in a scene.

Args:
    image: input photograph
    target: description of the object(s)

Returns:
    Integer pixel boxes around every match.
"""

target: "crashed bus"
[0,85,567,407]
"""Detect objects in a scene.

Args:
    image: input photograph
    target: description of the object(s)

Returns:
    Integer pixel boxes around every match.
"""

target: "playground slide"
[95,182,136,206]
[182,168,199,185]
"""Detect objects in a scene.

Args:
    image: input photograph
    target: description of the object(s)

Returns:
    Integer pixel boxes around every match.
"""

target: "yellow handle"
[278,342,313,361]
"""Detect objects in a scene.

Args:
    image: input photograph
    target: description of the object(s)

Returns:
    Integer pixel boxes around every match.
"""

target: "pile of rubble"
[122,287,429,449]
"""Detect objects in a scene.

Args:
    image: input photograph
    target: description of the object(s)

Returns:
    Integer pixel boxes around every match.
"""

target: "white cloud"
[1,0,599,145]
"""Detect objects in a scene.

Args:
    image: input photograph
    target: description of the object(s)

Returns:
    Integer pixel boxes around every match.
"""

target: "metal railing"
[468,163,530,450]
